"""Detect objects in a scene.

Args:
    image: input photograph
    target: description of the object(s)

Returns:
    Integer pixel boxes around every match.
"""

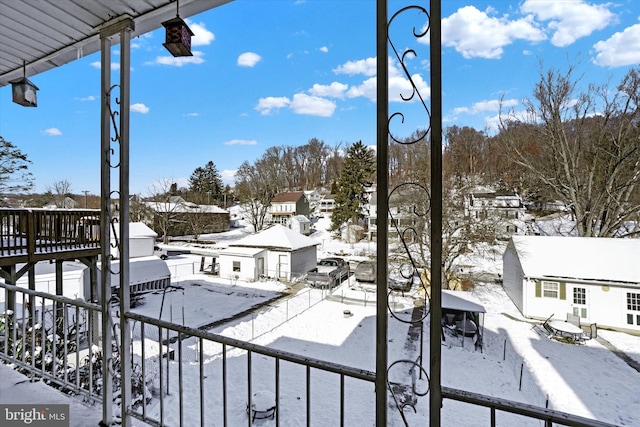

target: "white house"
[465,191,525,239]
[218,225,319,282]
[318,195,336,216]
[111,222,158,259]
[502,235,640,332]
[268,192,310,226]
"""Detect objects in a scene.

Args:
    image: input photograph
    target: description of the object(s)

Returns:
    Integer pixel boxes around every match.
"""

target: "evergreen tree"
[188,161,223,204]
[0,136,33,193]
[331,141,375,231]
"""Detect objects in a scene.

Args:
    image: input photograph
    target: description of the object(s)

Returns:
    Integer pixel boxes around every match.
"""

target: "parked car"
[388,275,412,292]
[354,260,376,283]
[307,257,350,288]
[154,246,169,260]
[355,260,413,292]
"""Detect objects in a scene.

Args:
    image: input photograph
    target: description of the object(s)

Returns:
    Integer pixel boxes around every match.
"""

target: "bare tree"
[235,161,277,232]
[499,65,640,237]
[147,178,184,244]
[47,179,72,208]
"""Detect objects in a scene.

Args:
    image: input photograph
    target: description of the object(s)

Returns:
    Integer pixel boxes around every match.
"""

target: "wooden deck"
[0,208,102,266]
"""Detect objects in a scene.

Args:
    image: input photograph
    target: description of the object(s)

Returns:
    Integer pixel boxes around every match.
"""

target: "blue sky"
[1,0,639,196]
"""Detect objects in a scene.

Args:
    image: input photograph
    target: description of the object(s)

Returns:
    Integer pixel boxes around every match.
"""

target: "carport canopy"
[442,290,486,313]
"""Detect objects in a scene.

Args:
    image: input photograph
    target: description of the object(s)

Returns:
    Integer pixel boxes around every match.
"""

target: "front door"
[257,257,265,278]
[572,287,589,321]
[278,254,288,279]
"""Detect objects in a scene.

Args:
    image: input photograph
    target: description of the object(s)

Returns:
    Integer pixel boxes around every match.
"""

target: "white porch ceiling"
[0,0,232,87]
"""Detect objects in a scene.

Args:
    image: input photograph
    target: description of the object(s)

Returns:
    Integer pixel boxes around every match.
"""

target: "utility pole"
[82,190,90,208]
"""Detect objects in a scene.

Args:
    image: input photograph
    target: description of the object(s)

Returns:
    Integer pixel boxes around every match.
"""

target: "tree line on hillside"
[1,65,638,240]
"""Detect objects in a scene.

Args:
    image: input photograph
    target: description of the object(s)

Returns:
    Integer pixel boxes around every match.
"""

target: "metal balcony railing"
[0,280,618,426]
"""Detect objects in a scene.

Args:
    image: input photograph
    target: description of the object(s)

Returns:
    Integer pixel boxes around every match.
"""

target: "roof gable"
[272,192,305,203]
[509,235,640,284]
[231,224,318,251]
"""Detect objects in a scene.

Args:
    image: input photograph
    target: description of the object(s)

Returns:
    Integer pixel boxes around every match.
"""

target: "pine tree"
[0,136,33,193]
[188,161,223,204]
[331,141,375,231]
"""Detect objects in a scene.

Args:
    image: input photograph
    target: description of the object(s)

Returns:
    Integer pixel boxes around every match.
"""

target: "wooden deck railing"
[0,208,101,265]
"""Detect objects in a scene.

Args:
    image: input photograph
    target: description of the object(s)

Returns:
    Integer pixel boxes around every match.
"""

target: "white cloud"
[224,139,257,146]
[457,98,518,115]
[255,96,290,115]
[308,82,348,99]
[42,128,62,136]
[90,61,120,70]
[593,23,640,67]
[438,6,546,59]
[290,93,336,117]
[185,112,200,117]
[186,21,215,46]
[345,72,430,103]
[521,0,615,47]
[450,98,519,128]
[319,46,328,53]
[391,73,430,102]
[346,77,377,101]
[76,95,95,101]
[131,103,150,114]
[237,52,262,67]
[221,169,236,183]
[333,57,377,76]
[155,51,205,66]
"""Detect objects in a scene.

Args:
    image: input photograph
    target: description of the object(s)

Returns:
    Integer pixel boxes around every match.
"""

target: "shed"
[111,222,158,259]
[218,225,318,282]
[503,235,640,333]
[291,215,311,235]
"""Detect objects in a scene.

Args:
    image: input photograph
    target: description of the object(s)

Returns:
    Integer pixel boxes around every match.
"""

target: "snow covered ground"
[1,214,639,426]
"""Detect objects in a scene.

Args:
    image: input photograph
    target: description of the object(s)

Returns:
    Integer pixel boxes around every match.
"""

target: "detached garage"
[218,225,319,282]
[502,235,640,333]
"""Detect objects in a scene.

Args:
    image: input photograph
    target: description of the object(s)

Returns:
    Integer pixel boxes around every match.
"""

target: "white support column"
[99,29,114,427]
[118,22,133,427]
[99,17,134,427]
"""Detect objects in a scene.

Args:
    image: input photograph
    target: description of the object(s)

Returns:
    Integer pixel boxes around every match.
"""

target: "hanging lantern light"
[11,61,39,107]
[161,0,194,57]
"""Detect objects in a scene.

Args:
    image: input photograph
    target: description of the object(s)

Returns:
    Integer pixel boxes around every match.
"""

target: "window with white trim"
[627,293,640,326]
[233,261,241,272]
[573,288,586,305]
[542,281,559,298]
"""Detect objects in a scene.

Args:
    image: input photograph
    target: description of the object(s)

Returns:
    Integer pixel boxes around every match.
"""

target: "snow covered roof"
[103,256,170,286]
[442,290,486,313]
[145,201,228,214]
[112,222,157,238]
[508,235,640,285]
[231,224,319,251]
[220,247,265,257]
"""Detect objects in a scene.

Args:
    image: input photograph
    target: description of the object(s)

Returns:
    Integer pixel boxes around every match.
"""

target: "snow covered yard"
[2,214,639,426]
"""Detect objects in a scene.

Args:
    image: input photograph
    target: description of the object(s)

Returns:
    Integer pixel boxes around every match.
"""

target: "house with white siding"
[217,225,318,282]
[502,235,640,333]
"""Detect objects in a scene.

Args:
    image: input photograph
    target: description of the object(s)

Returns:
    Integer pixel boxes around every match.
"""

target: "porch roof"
[0,0,232,87]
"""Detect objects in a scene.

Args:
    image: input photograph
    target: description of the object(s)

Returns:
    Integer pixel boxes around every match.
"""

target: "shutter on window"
[535,281,541,298]
[560,282,566,300]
